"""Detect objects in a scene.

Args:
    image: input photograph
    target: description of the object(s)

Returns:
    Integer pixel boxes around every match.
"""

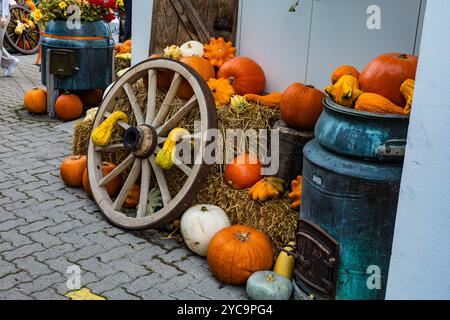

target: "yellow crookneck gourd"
[156,128,190,170]
[248,177,286,202]
[91,111,128,147]
[274,242,296,280]
[400,79,415,115]
[325,75,363,108]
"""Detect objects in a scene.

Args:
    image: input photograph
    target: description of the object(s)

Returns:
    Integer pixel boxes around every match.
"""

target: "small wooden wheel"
[5,5,41,55]
[87,58,217,230]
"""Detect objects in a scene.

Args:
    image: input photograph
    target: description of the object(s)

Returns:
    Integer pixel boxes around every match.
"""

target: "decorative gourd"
[274,242,296,280]
[163,45,183,60]
[246,271,293,301]
[355,93,406,115]
[180,40,204,57]
[55,93,83,121]
[77,89,103,107]
[204,37,236,68]
[331,65,360,84]
[60,155,87,187]
[224,154,263,190]
[123,39,132,48]
[180,204,231,256]
[115,53,131,60]
[91,111,129,147]
[207,78,235,107]
[244,92,282,108]
[217,57,266,96]
[24,88,47,114]
[84,108,98,122]
[82,163,122,198]
[230,95,250,113]
[288,176,302,210]
[178,56,215,100]
[125,185,140,208]
[400,79,415,114]
[249,177,286,202]
[207,225,274,285]
[359,53,418,106]
[280,83,326,130]
[325,75,363,108]
[156,128,190,170]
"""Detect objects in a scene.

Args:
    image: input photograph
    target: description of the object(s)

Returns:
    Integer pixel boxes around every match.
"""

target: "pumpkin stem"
[399,54,408,59]
[266,274,275,283]
[234,232,250,243]
[306,85,315,89]
[188,43,192,49]
[201,206,208,212]
[228,76,236,85]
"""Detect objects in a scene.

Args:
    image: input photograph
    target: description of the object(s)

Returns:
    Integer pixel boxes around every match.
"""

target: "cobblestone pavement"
[0,54,246,300]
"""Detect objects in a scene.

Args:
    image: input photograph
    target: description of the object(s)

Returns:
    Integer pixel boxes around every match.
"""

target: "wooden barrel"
[41,20,114,91]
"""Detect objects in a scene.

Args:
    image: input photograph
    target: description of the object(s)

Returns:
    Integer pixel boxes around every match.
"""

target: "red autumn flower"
[104,12,115,22]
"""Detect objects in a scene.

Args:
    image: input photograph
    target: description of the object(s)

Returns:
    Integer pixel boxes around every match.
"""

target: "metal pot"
[315,97,410,163]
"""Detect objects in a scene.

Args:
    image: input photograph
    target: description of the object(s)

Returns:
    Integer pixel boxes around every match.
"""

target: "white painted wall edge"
[386,0,450,300]
[131,0,153,66]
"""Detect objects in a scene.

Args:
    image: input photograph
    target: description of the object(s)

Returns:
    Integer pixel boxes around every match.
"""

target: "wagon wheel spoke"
[104,111,130,130]
[149,156,172,206]
[95,143,125,152]
[157,96,198,137]
[99,154,134,188]
[152,73,182,128]
[14,35,22,46]
[25,32,37,46]
[137,160,151,218]
[28,29,40,36]
[145,69,157,125]
[123,82,144,125]
[113,159,142,211]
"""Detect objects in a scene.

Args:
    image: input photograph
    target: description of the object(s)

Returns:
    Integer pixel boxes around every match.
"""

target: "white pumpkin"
[180,40,205,57]
[181,204,231,256]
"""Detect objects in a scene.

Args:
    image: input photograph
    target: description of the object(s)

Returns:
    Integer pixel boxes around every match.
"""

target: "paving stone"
[0,260,19,278]
[0,272,33,291]
[157,273,200,296]
[66,244,106,262]
[188,278,248,301]
[103,287,142,300]
[0,218,27,232]
[0,288,34,300]
[88,272,132,294]
[34,243,77,262]
[18,272,67,295]
[122,273,165,294]
[86,231,123,250]
[30,287,68,300]
[109,259,149,278]
[77,257,117,278]
[28,230,64,248]
[139,289,176,300]
[45,220,84,235]
[18,219,56,235]
[0,229,33,248]
[15,256,53,277]
[171,288,210,300]
[3,243,46,260]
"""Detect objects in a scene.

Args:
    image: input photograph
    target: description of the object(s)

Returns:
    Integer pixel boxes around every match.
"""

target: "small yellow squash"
[325,75,363,108]
[156,128,190,170]
[91,111,128,147]
[400,79,415,114]
[208,78,235,107]
[249,177,286,202]
[274,242,296,280]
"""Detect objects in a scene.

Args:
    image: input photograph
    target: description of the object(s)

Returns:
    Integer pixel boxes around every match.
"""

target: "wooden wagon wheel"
[5,5,41,55]
[87,58,218,230]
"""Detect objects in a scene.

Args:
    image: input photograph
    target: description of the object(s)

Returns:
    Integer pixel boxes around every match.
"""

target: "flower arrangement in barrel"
[31,0,124,23]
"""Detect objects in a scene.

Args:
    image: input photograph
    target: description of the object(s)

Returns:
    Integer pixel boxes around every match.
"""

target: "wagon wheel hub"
[123,125,158,159]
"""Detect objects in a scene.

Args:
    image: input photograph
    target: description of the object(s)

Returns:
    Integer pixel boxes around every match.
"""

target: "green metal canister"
[41,20,114,91]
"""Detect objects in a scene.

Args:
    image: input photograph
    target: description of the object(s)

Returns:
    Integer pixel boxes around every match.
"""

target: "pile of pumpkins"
[23,88,103,121]
[180,204,296,301]
[115,39,132,61]
[325,52,418,115]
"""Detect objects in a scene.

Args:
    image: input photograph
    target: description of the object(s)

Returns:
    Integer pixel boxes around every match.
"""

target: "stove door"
[295,219,340,300]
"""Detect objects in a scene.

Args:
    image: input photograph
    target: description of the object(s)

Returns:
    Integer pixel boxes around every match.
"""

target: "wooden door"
[149,0,239,54]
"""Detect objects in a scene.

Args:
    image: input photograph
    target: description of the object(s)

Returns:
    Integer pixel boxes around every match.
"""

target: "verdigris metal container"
[296,140,402,300]
[41,20,114,91]
[315,97,409,163]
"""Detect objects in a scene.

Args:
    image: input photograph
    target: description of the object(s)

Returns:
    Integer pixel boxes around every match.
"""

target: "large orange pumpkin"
[217,57,266,96]
[224,154,262,190]
[331,65,360,84]
[60,155,87,187]
[178,56,215,100]
[359,53,418,106]
[82,162,122,198]
[143,54,175,91]
[77,89,103,107]
[24,88,47,114]
[55,93,84,121]
[207,225,273,285]
[280,83,326,130]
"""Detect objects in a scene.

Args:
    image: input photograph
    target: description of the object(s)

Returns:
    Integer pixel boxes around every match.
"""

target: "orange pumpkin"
[280,83,326,130]
[178,56,215,100]
[143,54,175,90]
[24,88,47,114]
[125,185,140,208]
[217,57,266,96]
[359,53,418,106]
[77,89,103,107]
[123,39,132,48]
[204,37,236,68]
[55,93,84,121]
[224,154,262,190]
[60,155,87,187]
[82,162,122,198]
[207,225,273,285]
[331,65,360,84]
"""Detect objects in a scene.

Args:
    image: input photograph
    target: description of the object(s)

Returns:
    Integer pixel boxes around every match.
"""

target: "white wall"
[386,0,450,300]
[131,0,153,66]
